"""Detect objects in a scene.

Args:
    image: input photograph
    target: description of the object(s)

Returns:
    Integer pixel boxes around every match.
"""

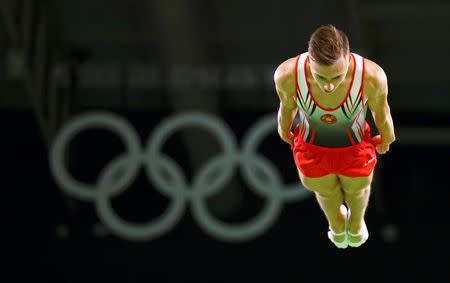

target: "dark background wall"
[2,0,450,282]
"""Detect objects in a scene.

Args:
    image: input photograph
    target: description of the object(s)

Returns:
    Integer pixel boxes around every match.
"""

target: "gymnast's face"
[309,53,350,94]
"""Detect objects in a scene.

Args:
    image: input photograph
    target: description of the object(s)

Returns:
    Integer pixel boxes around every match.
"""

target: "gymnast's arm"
[274,58,298,145]
[366,60,396,154]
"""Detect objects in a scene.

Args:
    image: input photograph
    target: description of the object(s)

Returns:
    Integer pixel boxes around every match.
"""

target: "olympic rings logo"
[49,111,311,242]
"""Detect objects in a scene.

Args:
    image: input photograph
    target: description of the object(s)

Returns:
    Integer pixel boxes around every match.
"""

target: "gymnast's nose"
[323,83,335,93]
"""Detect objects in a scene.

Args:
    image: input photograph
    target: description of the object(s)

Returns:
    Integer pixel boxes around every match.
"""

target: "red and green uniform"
[291,52,377,177]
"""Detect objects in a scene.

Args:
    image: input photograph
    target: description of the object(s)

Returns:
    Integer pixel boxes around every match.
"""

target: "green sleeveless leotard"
[295,52,367,148]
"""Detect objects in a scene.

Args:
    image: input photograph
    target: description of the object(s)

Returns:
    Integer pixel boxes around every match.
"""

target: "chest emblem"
[320,114,337,124]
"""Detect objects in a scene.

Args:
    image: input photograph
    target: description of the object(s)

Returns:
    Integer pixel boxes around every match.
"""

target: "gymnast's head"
[307,24,351,93]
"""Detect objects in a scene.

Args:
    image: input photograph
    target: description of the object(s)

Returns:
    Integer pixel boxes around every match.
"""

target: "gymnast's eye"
[316,75,326,80]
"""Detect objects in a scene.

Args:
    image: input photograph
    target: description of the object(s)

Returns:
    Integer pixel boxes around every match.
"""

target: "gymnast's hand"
[371,135,394,155]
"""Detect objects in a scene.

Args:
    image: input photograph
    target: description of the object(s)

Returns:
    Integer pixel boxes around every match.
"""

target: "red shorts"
[291,123,377,178]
